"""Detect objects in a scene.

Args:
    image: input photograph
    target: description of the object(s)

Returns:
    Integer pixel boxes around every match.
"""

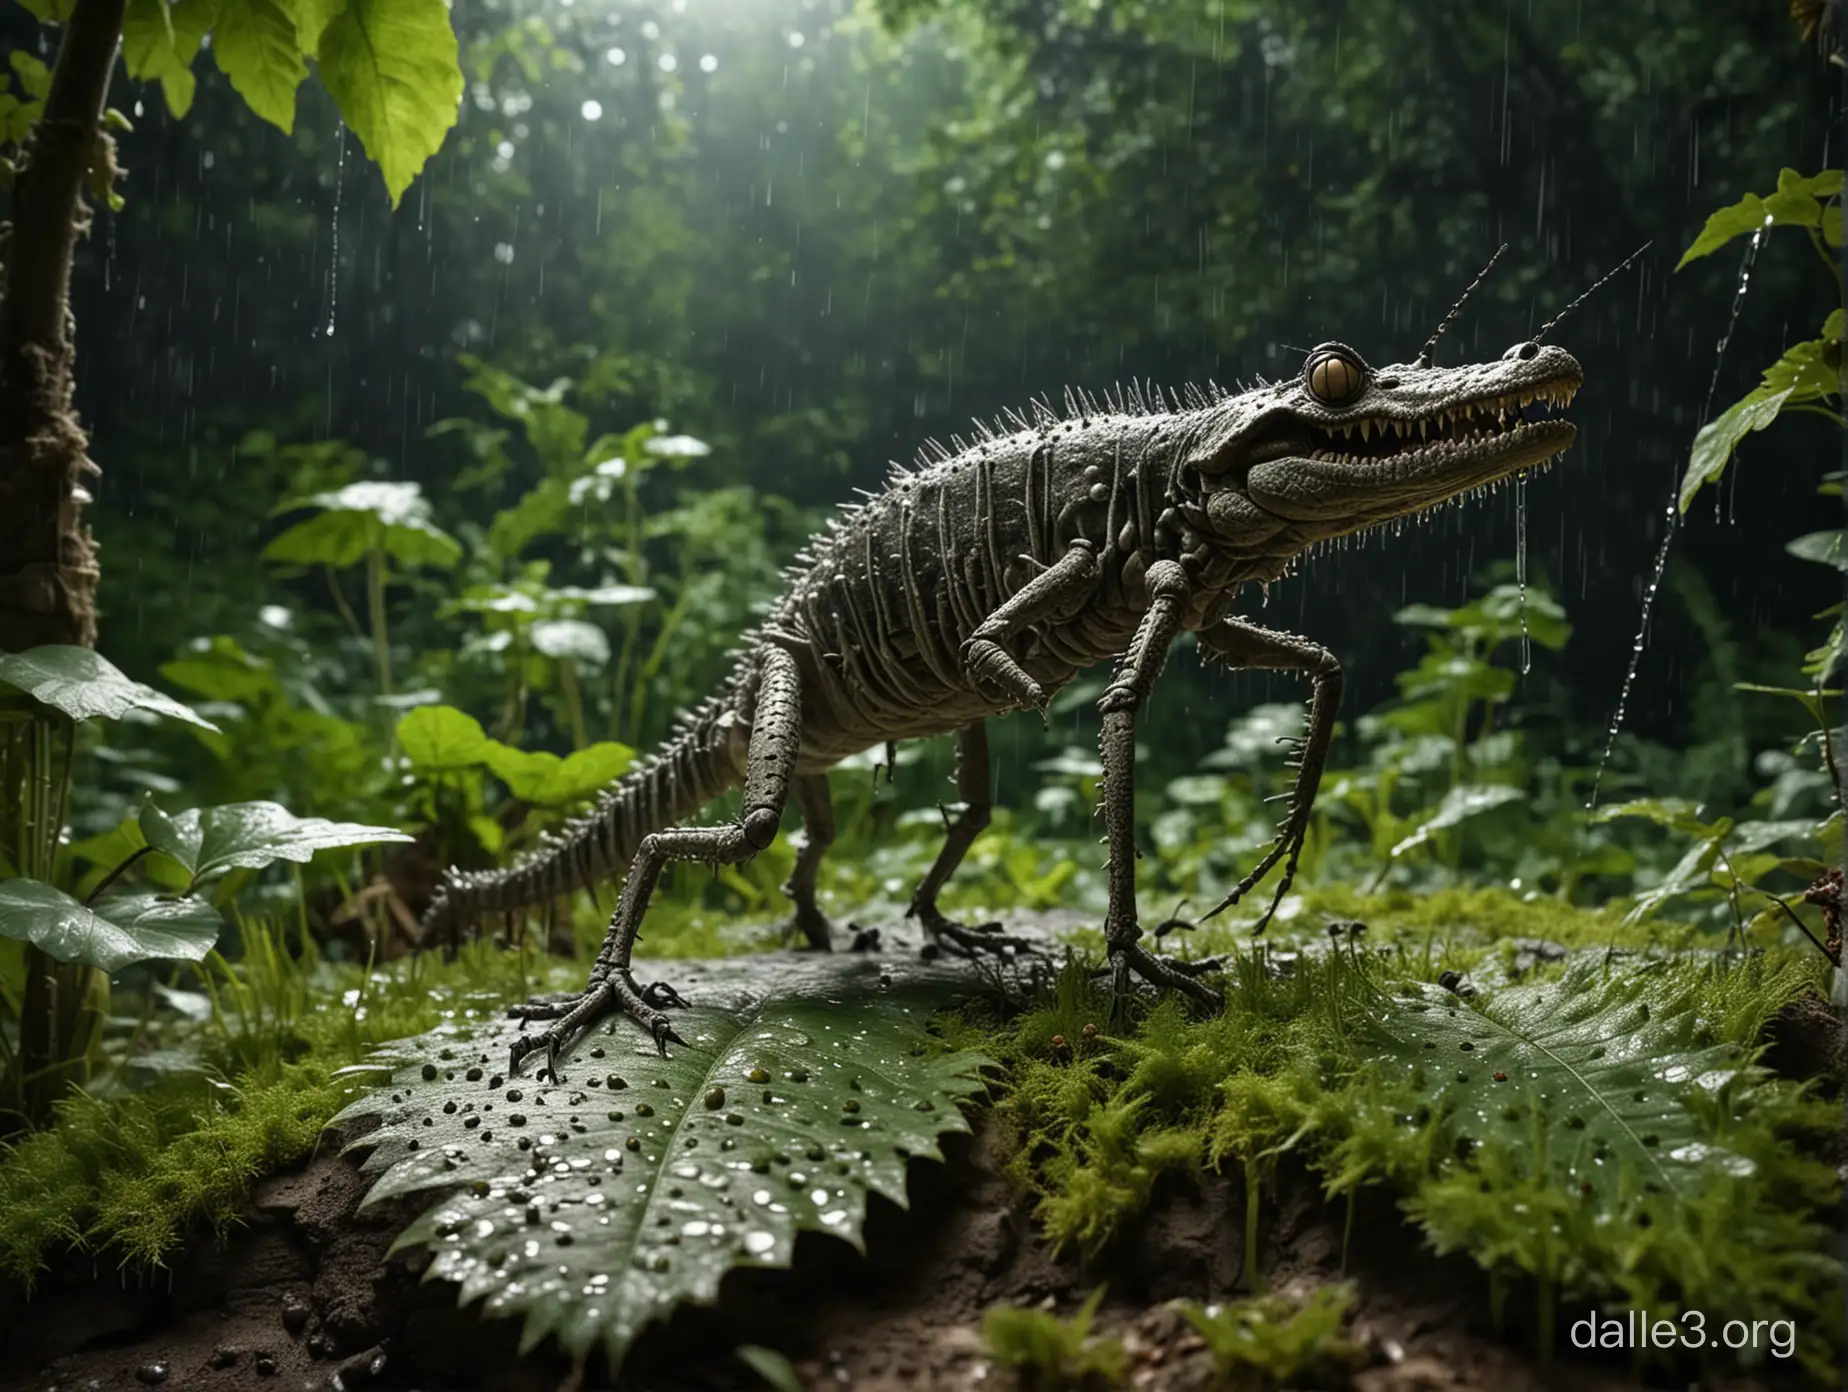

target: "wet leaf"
[137,800,411,884]
[0,646,220,731]
[1786,530,1847,571]
[1390,785,1524,857]
[1592,797,1718,838]
[1676,169,1843,268]
[315,0,462,208]
[1367,966,1758,1210]
[0,881,221,971]
[211,0,307,132]
[121,0,214,118]
[264,481,462,571]
[1679,387,1795,512]
[530,619,611,667]
[331,955,993,1371]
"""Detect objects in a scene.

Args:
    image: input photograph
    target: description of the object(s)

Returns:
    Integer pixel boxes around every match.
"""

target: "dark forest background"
[3,0,1835,794]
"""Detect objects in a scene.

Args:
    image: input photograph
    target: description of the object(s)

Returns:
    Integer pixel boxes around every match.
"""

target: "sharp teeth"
[1360,419,1372,442]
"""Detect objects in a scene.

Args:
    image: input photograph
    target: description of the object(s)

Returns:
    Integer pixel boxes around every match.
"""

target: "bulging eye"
[1305,345,1367,405]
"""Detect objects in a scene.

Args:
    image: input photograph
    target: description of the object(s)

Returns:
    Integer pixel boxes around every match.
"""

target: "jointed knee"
[743,805,781,850]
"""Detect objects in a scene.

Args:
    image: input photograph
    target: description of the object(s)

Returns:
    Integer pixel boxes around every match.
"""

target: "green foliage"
[0,922,555,1284]
[1177,1284,1363,1389]
[137,799,410,890]
[332,960,992,1370]
[0,882,220,972]
[980,1287,1129,1391]
[264,482,462,572]
[966,938,1840,1376]
[0,646,218,732]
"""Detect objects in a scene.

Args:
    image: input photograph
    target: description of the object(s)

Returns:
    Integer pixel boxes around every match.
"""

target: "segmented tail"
[422,693,745,943]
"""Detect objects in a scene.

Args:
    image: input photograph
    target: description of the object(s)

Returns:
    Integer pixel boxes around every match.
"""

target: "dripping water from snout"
[1516,475,1530,675]
[1587,220,1769,811]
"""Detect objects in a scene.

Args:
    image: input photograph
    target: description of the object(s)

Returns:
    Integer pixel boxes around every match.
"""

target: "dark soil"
[0,1106,1815,1392]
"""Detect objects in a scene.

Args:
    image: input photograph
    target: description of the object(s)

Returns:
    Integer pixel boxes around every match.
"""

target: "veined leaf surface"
[331,953,997,1369]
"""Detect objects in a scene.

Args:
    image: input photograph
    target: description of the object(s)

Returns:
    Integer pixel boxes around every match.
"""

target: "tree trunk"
[0,0,126,654]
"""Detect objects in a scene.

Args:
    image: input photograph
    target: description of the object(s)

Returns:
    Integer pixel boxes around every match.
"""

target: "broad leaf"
[1592,797,1717,838]
[1390,784,1524,857]
[265,481,462,571]
[0,880,221,971]
[1786,530,1847,571]
[330,954,992,1369]
[211,0,308,132]
[158,635,279,703]
[398,705,492,769]
[1367,966,1759,1214]
[1679,388,1795,512]
[315,0,463,208]
[1676,169,1844,268]
[138,800,411,883]
[530,619,611,667]
[1625,829,1730,924]
[121,0,217,118]
[0,646,220,731]
[488,741,635,806]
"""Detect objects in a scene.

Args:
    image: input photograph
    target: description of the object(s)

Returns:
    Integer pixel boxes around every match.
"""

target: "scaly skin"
[423,337,1584,1078]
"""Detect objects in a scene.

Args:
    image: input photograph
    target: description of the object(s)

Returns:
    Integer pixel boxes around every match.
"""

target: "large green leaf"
[330,954,993,1370]
[397,704,493,770]
[1365,967,1756,1209]
[1676,169,1844,269]
[1389,784,1525,857]
[122,0,217,118]
[211,0,308,132]
[485,741,635,806]
[530,619,611,667]
[314,0,462,208]
[264,481,462,571]
[0,880,221,971]
[0,646,220,731]
[1679,387,1796,512]
[137,800,411,885]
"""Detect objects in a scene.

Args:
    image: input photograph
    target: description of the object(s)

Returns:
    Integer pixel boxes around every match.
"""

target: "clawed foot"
[1099,939,1225,1014]
[781,906,836,952]
[909,904,1036,960]
[506,972,690,1079]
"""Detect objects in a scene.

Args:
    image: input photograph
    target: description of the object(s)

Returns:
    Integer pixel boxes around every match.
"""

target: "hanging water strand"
[1586,221,1768,812]
[320,124,348,340]
[1515,473,1531,675]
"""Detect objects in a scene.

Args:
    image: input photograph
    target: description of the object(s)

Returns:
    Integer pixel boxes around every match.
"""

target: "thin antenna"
[1416,243,1509,368]
[1532,241,1654,343]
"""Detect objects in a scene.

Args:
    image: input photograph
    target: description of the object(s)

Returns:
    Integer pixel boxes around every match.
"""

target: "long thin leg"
[906,722,1030,957]
[1194,615,1342,931]
[961,538,1100,709]
[507,648,804,1078]
[784,772,836,951]
[1098,561,1222,1011]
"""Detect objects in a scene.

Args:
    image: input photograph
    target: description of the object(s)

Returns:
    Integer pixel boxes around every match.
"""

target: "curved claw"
[641,980,689,1009]
[651,1018,686,1055]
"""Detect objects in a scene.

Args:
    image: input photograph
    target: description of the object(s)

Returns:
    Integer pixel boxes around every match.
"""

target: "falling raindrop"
[320,123,346,339]
[1588,221,1767,811]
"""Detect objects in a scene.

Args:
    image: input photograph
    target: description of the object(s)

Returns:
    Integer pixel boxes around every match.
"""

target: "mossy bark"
[0,0,125,654]
[0,0,126,1130]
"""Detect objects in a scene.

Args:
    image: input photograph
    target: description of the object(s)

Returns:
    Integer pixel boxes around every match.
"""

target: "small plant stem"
[324,564,365,642]
[1765,892,1841,967]
[365,549,393,695]
[83,844,153,903]
[558,658,588,751]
